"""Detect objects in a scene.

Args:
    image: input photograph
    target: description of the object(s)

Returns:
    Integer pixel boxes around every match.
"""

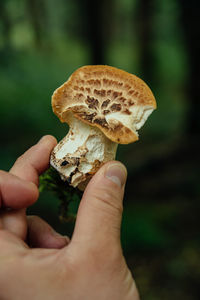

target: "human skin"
[0,135,139,300]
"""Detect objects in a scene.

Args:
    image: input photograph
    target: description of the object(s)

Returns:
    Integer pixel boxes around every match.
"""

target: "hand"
[0,136,139,300]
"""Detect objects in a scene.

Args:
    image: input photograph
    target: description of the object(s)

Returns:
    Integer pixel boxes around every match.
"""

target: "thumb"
[71,161,127,250]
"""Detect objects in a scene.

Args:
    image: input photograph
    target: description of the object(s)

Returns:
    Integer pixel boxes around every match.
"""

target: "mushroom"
[50,65,156,190]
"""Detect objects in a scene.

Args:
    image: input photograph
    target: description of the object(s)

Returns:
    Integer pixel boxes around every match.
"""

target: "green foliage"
[0,0,200,299]
[39,167,82,222]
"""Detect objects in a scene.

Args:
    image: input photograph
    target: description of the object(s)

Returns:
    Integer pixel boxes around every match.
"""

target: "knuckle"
[92,187,123,215]
[15,146,35,165]
[62,242,123,275]
[15,154,26,165]
[13,156,24,169]
[103,189,116,202]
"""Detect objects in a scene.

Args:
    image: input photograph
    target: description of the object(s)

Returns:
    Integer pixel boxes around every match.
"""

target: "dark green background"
[1,0,200,299]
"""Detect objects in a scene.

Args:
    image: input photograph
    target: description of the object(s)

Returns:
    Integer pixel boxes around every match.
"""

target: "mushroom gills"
[105,105,154,136]
[132,105,154,131]
[50,117,118,190]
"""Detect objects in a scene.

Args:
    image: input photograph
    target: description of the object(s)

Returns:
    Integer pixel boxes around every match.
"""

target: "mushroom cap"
[52,65,156,144]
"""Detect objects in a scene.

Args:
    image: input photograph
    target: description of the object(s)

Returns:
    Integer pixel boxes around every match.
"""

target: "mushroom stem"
[50,117,118,190]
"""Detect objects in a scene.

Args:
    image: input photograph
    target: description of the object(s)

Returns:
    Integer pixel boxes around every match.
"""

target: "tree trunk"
[76,0,113,65]
[179,0,200,136]
[0,0,12,49]
[135,0,155,83]
[85,0,104,64]
[26,0,46,49]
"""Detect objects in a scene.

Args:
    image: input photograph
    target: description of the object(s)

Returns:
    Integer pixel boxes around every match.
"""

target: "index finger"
[10,135,57,184]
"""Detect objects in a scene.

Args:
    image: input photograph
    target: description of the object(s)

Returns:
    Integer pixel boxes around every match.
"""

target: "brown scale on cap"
[52,65,156,144]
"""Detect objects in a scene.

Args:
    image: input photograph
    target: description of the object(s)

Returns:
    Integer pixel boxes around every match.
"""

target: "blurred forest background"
[0,0,200,299]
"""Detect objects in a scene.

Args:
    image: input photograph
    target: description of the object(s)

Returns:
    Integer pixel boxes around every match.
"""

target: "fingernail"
[37,135,57,146]
[51,230,70,243]
[105,163,127,188]
[64,236,70,244]
[51,229,64,238]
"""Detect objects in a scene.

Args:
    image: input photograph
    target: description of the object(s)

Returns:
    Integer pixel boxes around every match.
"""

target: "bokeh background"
[1,0,200,299]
